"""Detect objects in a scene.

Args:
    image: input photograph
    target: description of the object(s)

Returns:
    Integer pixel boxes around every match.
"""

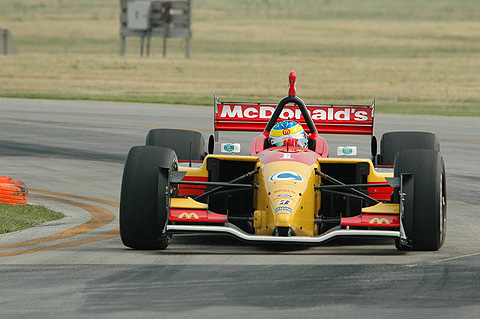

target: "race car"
[120,71,446,251]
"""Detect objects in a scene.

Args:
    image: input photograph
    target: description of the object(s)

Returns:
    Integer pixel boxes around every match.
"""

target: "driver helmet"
[270,120,308,148]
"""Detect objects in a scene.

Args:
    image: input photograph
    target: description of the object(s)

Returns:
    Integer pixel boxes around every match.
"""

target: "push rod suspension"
[315,169,380,204]
[193,168,259,201]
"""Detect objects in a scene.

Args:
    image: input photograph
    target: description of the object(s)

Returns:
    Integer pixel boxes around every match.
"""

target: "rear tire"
[120,146,177,250]
[146,129,205,161]
[379,131,439,165]
[394,149,446,251]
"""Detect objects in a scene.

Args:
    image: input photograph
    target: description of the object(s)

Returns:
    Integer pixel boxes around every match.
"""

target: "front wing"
[167,224,400,244]
[167,198,402,244]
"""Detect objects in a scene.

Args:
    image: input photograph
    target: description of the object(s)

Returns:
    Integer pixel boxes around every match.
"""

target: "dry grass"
[0,0,479,116]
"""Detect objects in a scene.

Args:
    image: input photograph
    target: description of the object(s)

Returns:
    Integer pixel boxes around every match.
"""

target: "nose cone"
[261,158,318,237]
[272,195,296,227]
[267,169,306,231]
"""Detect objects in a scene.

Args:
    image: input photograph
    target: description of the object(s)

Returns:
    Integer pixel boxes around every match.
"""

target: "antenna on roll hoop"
[288,70,296,97]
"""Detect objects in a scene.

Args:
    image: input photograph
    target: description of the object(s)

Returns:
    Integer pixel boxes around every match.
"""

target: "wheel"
[379,131,439,165]
[120,146,177,250]
[394,149,446,251]
[145,129,205,161]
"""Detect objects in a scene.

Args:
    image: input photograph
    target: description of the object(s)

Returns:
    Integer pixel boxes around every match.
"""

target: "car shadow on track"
[142,234,408,256]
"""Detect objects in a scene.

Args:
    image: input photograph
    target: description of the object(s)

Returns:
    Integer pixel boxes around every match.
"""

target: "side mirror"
[208,135,215,154]
[371,135,378,164]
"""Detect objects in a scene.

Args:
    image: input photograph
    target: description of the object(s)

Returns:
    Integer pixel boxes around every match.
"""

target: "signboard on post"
[0,28,17,55]
[120,0,192,58]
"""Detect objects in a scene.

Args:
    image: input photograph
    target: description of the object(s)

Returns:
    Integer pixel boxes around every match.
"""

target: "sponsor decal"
[218,104,371,122]
[273,185,297,190]
[282,128,291,135]
[276,194,293,199]
[223,144,234,152]
[273,189,297,195]
[275,206,292,214]
[343,147,352,154]
[270,171,303,182]
[221,143,240,153]
[178,212,199,219]
[278,199,291,205]
[369,217,390,225]
[337,146,357,156]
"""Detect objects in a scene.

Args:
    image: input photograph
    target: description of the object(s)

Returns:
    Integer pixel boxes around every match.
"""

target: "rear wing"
[214,95,375,139]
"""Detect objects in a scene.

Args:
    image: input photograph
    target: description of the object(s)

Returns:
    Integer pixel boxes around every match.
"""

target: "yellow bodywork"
[173,154,395,237]
[254,160,320,236]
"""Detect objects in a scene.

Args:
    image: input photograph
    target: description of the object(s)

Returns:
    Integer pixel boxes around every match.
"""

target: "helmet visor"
[270,131,308,148]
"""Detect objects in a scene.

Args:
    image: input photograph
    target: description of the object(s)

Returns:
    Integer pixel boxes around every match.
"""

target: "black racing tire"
[145,129,205,161]
[120,146,177,250]
[379,131,439,165]
[394,149,446,251]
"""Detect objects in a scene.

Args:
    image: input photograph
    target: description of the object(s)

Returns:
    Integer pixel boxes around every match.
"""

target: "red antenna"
[288,70,296,96]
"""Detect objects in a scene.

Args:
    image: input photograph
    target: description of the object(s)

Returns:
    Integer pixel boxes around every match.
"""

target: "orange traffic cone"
[0,175,28,205]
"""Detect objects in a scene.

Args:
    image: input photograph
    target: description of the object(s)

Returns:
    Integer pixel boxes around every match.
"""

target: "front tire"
[120,146,177,250]
[394,149,446,251]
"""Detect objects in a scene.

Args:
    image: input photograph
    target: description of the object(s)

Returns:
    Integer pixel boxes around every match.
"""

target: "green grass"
[0,0,479,116]
[0,204,64,234]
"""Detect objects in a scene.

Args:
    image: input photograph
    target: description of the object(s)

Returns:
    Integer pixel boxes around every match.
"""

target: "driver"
[269,120,308,148]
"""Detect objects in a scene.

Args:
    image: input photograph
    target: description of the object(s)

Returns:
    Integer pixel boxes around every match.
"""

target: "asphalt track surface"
[0,98,479,318]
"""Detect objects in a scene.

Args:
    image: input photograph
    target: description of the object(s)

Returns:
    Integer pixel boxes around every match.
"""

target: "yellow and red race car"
[120,71,446,251]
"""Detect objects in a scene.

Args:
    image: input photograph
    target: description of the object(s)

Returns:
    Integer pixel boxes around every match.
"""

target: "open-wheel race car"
[120,71,446,251]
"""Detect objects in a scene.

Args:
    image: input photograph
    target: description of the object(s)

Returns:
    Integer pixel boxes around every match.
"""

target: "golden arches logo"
[369,218,390,225]
[178,212,199,219]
